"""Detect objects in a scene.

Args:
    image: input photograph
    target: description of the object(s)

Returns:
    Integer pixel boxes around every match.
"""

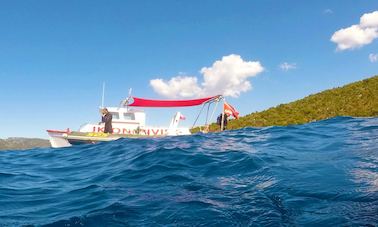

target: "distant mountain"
[196,75,378,132]
[0,138,50,151]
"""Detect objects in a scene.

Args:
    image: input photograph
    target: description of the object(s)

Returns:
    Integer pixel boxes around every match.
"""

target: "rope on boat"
[192,103,206,129]
[208,100,219,126]
[191,95,224,130]
[205,102,211,125]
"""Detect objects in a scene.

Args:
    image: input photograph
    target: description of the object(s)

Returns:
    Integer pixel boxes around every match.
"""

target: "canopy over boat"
[128,95,221,107]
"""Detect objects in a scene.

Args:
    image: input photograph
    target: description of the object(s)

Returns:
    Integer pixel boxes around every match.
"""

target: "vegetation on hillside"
[193,75,378,132]
[0,138,50,151]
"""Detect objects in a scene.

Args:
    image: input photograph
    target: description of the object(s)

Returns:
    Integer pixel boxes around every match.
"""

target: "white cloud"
[279,62,297,71]
[323,9,333,14]
[150,54,264,98]
[360,11,378,28]
[331,11,378,51]
[331,25,378,50]
[150,76,202,98]
[369,53,378,62]
[200,55,264,97]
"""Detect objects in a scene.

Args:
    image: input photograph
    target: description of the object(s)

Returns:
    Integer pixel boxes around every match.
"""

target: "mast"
[126,88,132,111]
[101,82,106,108]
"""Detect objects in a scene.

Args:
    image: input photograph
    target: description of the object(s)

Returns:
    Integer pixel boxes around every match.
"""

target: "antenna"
[101,82,106,108]
[119,88,133,110]
[126,88,132,111]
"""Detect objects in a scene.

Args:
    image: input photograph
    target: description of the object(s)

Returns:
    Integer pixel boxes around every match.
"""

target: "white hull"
[47,111,191,148]
[47,130,73,148]
[46,94,223,148]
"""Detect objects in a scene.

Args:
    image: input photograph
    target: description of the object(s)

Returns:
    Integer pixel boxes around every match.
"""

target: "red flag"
[179,113,186,120]
[224,102,239,119]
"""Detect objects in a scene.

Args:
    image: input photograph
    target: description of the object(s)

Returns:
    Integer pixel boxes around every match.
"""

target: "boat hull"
[47,130,167,148]
[47,111,191,148]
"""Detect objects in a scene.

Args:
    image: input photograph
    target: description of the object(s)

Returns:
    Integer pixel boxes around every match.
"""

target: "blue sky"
[0,0,377,138]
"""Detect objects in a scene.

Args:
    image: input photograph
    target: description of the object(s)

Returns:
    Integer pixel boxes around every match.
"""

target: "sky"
[0,0,377,138]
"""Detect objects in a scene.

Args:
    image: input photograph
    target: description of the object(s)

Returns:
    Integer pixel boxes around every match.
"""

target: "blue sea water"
[0,116,377,226]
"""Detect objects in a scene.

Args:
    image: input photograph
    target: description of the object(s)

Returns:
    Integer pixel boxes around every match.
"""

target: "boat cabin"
[105,107,146,128]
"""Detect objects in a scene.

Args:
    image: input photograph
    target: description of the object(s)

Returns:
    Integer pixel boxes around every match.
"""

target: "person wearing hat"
[101,108,113,134]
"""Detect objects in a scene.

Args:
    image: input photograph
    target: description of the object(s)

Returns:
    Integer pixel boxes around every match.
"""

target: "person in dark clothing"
[101,108,113,134]
[216,113,228,131]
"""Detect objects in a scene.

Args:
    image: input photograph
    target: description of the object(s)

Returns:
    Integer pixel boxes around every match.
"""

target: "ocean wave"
[0,117,377,226]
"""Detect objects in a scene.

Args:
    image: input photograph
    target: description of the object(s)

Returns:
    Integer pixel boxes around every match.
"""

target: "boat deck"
[66,131,165,142]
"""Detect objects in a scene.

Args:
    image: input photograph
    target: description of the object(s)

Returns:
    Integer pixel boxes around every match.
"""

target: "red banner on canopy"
[129,96,220,107]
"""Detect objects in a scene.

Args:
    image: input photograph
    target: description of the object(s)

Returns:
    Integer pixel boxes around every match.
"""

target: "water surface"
[0,117,377,226]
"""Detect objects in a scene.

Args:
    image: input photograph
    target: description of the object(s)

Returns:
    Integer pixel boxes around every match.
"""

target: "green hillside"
[199,75,378,132]
[0,137,50,151]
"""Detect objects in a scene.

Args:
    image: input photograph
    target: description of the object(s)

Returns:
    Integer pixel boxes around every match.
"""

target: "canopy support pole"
[220,99,225,131]
[203,100,219,132]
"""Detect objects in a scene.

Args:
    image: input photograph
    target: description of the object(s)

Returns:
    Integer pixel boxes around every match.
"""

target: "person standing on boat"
[101,108,113,134]
[217,112,228,131]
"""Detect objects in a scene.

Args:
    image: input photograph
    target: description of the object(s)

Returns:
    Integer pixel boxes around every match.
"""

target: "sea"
[0,116,377,226]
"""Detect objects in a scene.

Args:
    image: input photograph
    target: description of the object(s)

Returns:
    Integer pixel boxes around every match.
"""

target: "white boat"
[47,95,223,148]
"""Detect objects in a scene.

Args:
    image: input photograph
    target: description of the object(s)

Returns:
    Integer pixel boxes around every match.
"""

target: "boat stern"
[46,129,72,148]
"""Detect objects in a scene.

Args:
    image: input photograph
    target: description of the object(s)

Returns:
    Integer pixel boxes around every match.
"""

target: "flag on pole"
[224,102,239,119]
[179,113,186,120]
